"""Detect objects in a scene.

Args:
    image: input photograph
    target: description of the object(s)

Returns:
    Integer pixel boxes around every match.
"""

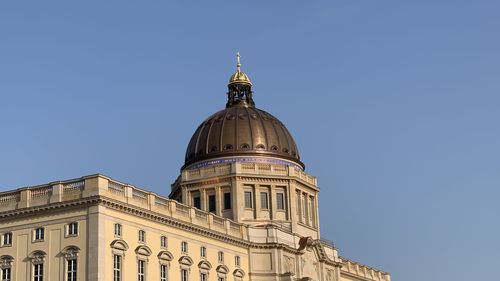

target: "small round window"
[256,144,266,150]
[241,143,250,149]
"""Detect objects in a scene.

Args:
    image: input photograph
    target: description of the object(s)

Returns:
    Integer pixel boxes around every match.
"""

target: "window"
[218,251,224,263]
[218,277,225,281]
[276,193,285,210]
[67,259,77,281]
[34,227,44,241]
[181,241,188,253]
[181,269,188,281]
[193,196,201,209]
[34,263,43,281]
[200,246,206,258]
[223,193,231,210]
[208,195,216,213]
[138,230,146,243]
[113,255,122,281]
[68,222,78,236]
[2,232,12,246]
[161,236,167,248]
[160,264,168,281]
[260,192,269,209]
[137,260,146,281]
[1,268,11,281]
[244,192,252,208]
[235,256,240,267]
[114,223,122,237]
[200,273,207,281]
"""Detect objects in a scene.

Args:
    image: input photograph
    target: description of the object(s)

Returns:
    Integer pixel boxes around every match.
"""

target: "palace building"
[0,55,390,281]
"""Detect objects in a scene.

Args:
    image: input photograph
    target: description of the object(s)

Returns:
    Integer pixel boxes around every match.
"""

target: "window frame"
[1,267,12,281]
[223,193,231,210]
[208,195,216,213]
[181,241,188,253]
[114,223,122,237]
[218,251,224,263]
[33,263,44,281]
[137,259,146,281]
[67,222,78,237]
[160,264,168,281]
[113,254,122,281]
[138,230,146,243]
[66,258,77,281]
[200,246,206,258]
[260,192,269,209]
[2,232,12,247]
[160,235,168,248]
[244,191,253,209]
[276,192,285,210]
[34,227,45,242]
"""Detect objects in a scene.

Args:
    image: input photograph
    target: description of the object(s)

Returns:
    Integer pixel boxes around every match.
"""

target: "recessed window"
[33,263,44,281]
[240,143,250,149]
[223,193,231,210]
[138,230,146,243]
[2,232,12,246]
[208,195,216,213]
[160,264,168,281]
[68,222,78,236]
[181,241,188,253]
[161,236,168,248]
[256,144,266,150]
[218,251,224,263]
[271,145,278,151]
[200,246,207,258]
[276,193,285,210]
[34,227,44,241]
[244,192,253,209]
[114,223,122,237]
[1,267,11,281]
[113,255,122,281]
[193,196,201,209]
[67,259,77,281]
[260,192,269,209]
[235,256,241,267]
[181,269,188,281]
[201,272,208,281]
[138,260,146,281]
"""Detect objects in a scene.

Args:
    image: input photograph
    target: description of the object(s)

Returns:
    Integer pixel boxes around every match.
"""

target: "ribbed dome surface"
[184,106,302,169]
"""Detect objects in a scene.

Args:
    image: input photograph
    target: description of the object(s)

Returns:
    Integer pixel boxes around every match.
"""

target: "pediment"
[198,260,212,270]
[158,250,173,261]
[216,264,229,274]
[110,239,129,251]
[179,256,194,266]
[233,269,245,278]
[135,245,152,256]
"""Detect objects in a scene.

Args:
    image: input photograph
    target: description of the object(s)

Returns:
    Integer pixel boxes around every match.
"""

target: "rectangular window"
[218,251,224,263]
[181,241,188,253]
[193,196,201,209]
[260,192,269,209]
[200,246,206,258]
[34,228,44,241]
[138,230,146,243]
[34,263,43,281]
[2,232,12,246]
[68,222,78,236]
[276,193,285,210]
[160,265,168,281]
[200,273,207,281]
[114,223,122,237]
[208,195,216,213]
[244,192,253,209]
[181,269,188,281]
[223,193,231,210]
[235,256,240,267]
[113,255,122,281]
[2,268,11,281]
[67,259,77,281]
[137,260,145,281]
[161,236,167,248]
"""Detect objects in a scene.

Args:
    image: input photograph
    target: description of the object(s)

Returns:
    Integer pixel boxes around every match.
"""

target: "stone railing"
[340,257,391,281]
[0,174,248,240]
[183,162,317,186]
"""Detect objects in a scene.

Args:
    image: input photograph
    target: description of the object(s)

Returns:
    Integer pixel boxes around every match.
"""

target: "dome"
[183,53,303,169]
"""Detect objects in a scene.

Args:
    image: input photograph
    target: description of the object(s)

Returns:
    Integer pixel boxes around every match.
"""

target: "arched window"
[0,255,14,281]
[61,246,80,281]
[216,265,229,281]
[158,250,173,281]
[135,245,152,281]
[110,239,129,281]
[29,250,46,281]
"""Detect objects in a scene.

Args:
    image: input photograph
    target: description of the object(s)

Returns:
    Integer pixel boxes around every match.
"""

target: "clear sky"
[1,1,499,280]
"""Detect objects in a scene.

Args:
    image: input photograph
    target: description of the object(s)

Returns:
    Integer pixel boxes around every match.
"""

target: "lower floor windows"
[160,264,168,281]
[137,260,146,281]
[67,259,77,281]
[200,272,207,281]
[34,263,44,281]
[113,255,122,281]
[1,268,11,281]
[181,269,188,281]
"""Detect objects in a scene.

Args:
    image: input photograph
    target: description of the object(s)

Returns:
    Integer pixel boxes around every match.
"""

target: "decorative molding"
[61,246,80,259]
[29,250,46,265]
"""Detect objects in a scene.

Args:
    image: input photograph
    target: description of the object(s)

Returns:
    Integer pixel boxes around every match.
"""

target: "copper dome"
[183,54,303,169]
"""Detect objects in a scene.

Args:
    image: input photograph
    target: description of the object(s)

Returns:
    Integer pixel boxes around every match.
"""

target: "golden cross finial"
[236,52,241,72]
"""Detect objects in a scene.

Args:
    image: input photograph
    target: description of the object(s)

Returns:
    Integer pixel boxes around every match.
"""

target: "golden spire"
[228,52,252,86]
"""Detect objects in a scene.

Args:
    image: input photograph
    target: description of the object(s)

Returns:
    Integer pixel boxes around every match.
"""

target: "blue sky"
[1,1,499,280]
